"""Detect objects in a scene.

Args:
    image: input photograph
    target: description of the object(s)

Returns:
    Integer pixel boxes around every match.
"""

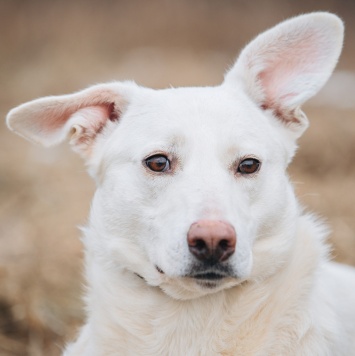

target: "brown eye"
[238,158,260,175]
[145,155,170,172]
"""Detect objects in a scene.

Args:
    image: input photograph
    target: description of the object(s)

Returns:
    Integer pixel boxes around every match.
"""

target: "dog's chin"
[133,264,246,300]
[158,274,243,300]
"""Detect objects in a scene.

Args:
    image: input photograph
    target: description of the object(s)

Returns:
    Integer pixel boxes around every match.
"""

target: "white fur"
[6,13,355,355]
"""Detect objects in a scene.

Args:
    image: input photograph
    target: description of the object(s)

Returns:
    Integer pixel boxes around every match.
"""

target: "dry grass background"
[0,0,354,355]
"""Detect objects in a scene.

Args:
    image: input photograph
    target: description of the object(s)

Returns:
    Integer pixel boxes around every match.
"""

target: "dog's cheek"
[246,171,299,280]
[139,194,191,276]
[241,161,290,232]
[110,174,185,271]
[106,169,186,274]
[261,177,296,235]
[95,167,150,237]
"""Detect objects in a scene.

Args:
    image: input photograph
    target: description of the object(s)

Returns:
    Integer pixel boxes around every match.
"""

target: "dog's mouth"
[187,271,231,289]
[187,263,234,285]
[191,272,226,280]
[153,265,234,289]
[134,265,239,293]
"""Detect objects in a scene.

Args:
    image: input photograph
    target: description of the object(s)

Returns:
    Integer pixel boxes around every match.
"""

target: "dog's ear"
[224,12,344,138]
[6,82,135,158]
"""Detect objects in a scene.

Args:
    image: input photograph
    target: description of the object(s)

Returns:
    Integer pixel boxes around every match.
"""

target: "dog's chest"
[100,292,283,355]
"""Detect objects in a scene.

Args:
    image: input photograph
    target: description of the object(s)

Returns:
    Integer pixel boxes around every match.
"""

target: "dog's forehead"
[128,85,264,129]
[108,85,279,158]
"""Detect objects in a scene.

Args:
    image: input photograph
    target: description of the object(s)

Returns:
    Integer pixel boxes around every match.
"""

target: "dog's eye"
[145,155,170,172]
[237,158,260,175]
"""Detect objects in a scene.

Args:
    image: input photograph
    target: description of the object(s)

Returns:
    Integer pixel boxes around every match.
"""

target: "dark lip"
[190,272,228,280]
[187,263,233,281]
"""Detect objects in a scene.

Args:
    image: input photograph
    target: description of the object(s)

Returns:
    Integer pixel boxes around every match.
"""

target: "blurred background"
[0,0,354,354]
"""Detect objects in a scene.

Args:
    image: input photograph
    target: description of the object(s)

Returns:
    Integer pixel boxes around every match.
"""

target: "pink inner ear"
[65,102,122,157]
[257,31,321,110]
[43,104,111,135]
[38,87,121,135]
[71,106,113,134]
[67,106,111,154]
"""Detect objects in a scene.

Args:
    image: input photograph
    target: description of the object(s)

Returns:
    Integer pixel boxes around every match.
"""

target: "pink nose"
[187,220,236,262]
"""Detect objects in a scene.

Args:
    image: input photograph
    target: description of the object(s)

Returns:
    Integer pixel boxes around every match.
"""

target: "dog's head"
[6,13,343,299]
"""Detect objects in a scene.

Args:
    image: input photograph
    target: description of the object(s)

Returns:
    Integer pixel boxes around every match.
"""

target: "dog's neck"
[75,214,328,355]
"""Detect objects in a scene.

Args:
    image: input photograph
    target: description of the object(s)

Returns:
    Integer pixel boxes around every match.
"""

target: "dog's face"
[95,85,296,297]
[6,13,344,299]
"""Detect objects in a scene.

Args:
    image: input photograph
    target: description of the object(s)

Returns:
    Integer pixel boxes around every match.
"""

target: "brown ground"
[0,1,354,355]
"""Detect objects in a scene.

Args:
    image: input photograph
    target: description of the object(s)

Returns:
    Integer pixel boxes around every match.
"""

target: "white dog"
[6,12,355,355]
